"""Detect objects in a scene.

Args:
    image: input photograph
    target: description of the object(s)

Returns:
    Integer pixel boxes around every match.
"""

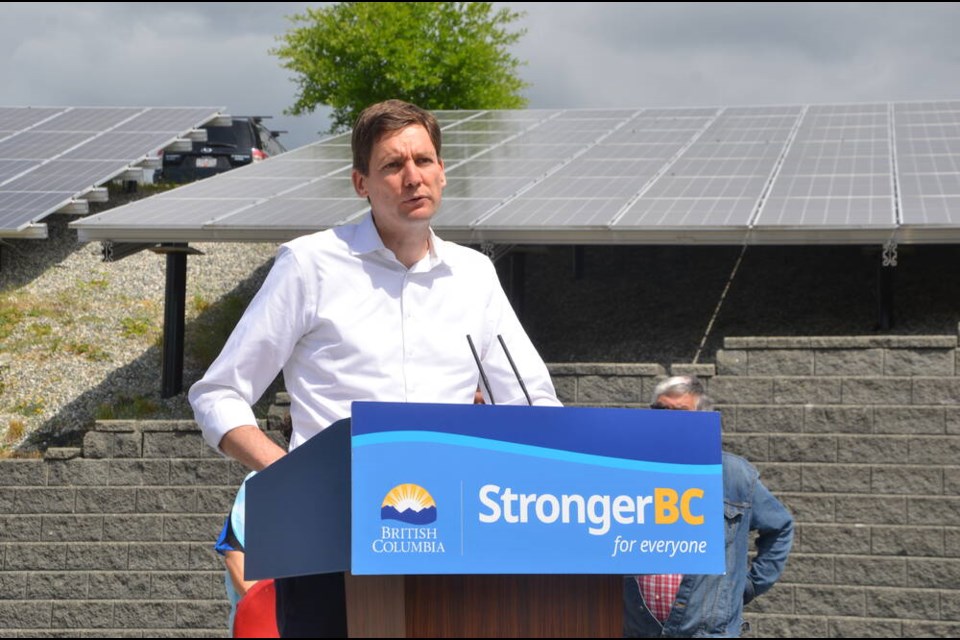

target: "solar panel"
[0,106,223,236]
[72,100,960,245]
[895,102,960,227]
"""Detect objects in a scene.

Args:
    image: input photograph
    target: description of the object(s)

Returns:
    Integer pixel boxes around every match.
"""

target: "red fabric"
[233,578,279,638]
[636,574,683,622]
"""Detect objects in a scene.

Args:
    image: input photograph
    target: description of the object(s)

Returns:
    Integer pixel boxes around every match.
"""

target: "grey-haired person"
[624,376,794,637]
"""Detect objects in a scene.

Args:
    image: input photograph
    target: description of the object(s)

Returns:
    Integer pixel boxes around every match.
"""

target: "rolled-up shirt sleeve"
[189,246,309,450]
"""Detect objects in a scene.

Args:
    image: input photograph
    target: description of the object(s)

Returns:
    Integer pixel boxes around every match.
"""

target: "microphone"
[497,334,533,406]
[466,335,496,405]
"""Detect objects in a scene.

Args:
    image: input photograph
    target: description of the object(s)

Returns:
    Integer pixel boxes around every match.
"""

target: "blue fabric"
[216,471,257,636]
[623,452,794,638]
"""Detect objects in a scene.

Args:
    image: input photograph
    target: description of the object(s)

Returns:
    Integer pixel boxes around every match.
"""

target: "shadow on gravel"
[0,216,88,290]
[18,254,279,453]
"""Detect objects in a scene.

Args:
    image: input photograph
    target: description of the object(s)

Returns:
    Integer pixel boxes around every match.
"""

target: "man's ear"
[438,158,446,188]
[352,169,367,197]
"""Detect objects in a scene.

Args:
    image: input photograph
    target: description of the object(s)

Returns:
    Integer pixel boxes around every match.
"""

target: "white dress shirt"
[189,212,561,451]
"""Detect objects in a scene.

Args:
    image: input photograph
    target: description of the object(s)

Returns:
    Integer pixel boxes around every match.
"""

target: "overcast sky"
[4,2,959,150]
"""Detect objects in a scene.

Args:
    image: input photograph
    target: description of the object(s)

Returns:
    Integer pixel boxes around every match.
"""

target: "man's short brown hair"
[351,99,442,175]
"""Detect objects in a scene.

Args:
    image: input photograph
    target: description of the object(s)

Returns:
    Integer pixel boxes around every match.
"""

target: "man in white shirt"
[189,99,560,637]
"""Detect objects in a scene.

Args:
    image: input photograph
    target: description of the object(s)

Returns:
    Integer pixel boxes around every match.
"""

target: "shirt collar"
[351,211,446,270]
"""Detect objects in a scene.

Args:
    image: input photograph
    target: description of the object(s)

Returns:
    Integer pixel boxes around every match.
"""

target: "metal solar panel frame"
[73,100,960,246]
[1,106,224,238]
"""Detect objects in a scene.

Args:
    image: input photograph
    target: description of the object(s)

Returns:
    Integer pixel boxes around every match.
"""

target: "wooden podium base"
[346,574,622,638]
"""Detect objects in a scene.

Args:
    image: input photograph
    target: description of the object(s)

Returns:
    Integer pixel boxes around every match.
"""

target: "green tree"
[272,2,529,132]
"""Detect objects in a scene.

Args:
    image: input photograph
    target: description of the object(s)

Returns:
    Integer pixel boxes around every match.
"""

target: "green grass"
[95,395,160,420]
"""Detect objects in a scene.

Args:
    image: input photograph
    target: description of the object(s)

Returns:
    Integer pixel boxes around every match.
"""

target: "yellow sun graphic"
[381,483,436,513]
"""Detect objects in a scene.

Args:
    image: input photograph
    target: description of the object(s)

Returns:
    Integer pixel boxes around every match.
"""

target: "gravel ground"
[0,215,280,451]
[3,214,960,453]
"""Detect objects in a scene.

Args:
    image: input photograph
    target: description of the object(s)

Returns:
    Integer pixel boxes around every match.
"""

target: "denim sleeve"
[745,480,794,603]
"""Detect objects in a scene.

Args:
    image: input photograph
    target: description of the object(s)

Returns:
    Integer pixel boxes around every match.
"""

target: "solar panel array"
[0,106,222,236]
[73,101,960,245]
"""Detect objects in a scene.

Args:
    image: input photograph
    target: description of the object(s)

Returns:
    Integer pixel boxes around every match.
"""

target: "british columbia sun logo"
[381,483,437,525]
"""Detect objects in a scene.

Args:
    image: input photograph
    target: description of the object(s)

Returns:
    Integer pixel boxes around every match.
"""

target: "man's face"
[352,124,446,232]
[651,393,698,411]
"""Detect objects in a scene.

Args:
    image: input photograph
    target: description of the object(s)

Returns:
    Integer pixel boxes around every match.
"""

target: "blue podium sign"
[351,402,724,576]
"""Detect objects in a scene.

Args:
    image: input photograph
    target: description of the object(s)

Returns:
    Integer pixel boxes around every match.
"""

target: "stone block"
[102,515,164,542]
[804,406,872,434]
[836,436,908,465]
[754,464,802,492]
[906,557,960,588]
[834,556,905,586]
[82,431,142,459]
[841,378,912,405]
[52,602,113,637]
[128,544,192,571]
[793,585,865,616]
[551,376,577,404]
[26,572,86,599]
[780,554,833,584]
[175,601,230,628]
[907,497,960,525]
[834,496,906,525]
[872,466,942,495]
[669,363,715,377]
[143,432,205,458]
[871,526,943,556]
[0,573,25,599]
[908,436,960,465]
[168,460,232,486]
[0,516,41,543]
[715,350,747,376]
[874,407,945,434]
[0,602,52,628]
[866,587,940,619]
[12,488,76,514]
[47,460,109,486]
[913,378,960,405]
[735,406,803,434]
[748,350,814,376]
[901,622,960,637]
[88,573,151,599]
[721,434,768,462]
[4,544,65,571]
[0,461,45,487]
[75,488,137,514]
[64,544,128,570]
[755,615,828,637]
[196,488,235,514]
[151,573,215,600]
[113,601,178,629]
[796,524,871,554]
[706,378,772,404]
[576,375,645,404]
[163,515,224,542]
[40,515,102,542]
[772,378,842,405]
[108,460,170,487]
[815,349,884,376]
[136,488,197,514]
[802,465,871,493]
[827,618,903,638]
[884,348,955,376]
[769,435,837,463]
[779,493,835,523]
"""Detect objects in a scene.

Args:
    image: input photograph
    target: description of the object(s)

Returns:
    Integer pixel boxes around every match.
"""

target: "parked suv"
[159,116,286,183]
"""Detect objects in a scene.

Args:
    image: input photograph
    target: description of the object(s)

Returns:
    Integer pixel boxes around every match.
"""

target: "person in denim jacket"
[624,376,794,638]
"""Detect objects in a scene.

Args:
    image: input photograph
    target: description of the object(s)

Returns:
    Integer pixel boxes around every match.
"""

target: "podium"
[245,402,724,637]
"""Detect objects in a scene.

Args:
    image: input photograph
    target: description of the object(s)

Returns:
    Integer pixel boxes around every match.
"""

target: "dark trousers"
[275,572,348,638]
